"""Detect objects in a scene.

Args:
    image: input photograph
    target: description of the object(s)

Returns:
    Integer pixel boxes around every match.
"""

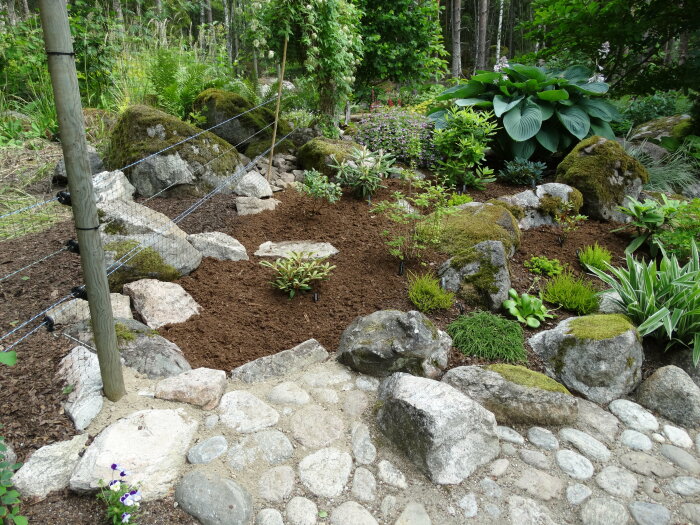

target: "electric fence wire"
[0,245,68,284]
[0,293,73,346]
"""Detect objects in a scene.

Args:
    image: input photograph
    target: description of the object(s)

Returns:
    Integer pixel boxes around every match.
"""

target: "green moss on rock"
[567,313,635,340]
[488,198,525,220]
[114,322,137,343]
[555,136,649,214]
[296,137,360,177]
[437,203,520,257]
[245,138,295,159]
[105,240,180,291]
[486,363,571,395]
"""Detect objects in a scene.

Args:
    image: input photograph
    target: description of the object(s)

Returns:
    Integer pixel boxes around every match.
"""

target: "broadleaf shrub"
[655,199,700,261]
[542,271,599,314]
[407,271,454,313]
[446,311,526,362]
[498,158,547,186]
[260,252,336,298]
[295,169,342,215]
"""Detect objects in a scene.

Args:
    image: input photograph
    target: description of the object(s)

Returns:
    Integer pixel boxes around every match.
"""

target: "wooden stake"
[38,0,126,401]
[267,35,289,181]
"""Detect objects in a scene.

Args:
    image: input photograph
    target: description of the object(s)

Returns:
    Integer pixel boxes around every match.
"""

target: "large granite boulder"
[636,365,700,428]
[123,279,200,329]
[629,114,692,143]
[555,136,649,222]
[377,373,499,484]
[70,408,199,500]
[232,339,329,383]
[297,137,360,177]
[98,198,202,290]
[529,314,643,404]
[498,183,584,230]
[155,367,227,410]
[64,318,191,378]
[437,240,510,311]
[442,364,578,426]
[56,346,104,430]
[192,88,290,156]
[105,104,246,198]
[186,232,248,261]
[337,310,451,378]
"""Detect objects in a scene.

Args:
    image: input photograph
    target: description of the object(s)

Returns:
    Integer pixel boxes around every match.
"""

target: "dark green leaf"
[455,98,492,108]
[580,98,618,121]
[536,122,559,152]
[510,64,547,82]
[470,71,502,83]
[561,65,592,82]
[511,138,537,159]
[571,81,609,95]
[590,118,616,140]
[503,100,543,142]
[436,82,485,101]
[493,95,524,118]
[557,106,591,140]
[536,89,570,101]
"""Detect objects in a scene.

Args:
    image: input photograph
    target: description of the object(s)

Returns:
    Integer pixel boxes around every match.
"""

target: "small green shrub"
[1,427,26,525]
[542,271,599,314]
[407,271,455,313]
[623,91,683,128]
[260,252,336,298]
[446,193,473,207]
[655,199,700,260]
[498,158,547,186]
[331,146,398,199]
[615,195,688,254]
[296,169,342,215]
[502,288,556,328]
[446,311,526,362]
[579,243,613,271]
[524,256,563,277]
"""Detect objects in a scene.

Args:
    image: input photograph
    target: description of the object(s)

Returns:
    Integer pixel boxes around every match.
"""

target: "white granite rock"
[123,279,200,329]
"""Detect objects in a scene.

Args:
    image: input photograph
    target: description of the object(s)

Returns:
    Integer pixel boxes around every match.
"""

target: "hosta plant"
[502,288,556,328]
[260,251,336,298]
[431,64,620,159]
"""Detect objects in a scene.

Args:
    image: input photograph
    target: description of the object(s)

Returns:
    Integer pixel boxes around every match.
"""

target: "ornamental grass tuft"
[446,311,527,363]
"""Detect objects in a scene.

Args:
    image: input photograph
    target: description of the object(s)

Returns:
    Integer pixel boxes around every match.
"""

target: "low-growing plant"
[432,106,498,189]
[407,271,455,313]
[1,427,26,525]
[498,158,547,187]
[623,141,700,194]
[524,255,563,277]
[331,147,398,199]
[260,251,336,298]
[446,193,473,207]
[447,311,527,362]
[615,195,688,254]
[295,169,342,215]
[542,271,599,315]
[655,199,700,261]
[502,288,556,328]
[589,242,700,364]
[578,243,613,271]
[97,463,142,524]
[553,201,587,246]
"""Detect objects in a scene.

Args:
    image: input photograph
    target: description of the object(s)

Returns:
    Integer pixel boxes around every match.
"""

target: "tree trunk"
[495,0,504,63]
[112,0,123,22]
[206,0,212,24]
[451,0,462,77]
[679,32,688,65]
[21,0,29,18]
[6,0,17,25]
[223,0,233,65]
[475,0,489,70]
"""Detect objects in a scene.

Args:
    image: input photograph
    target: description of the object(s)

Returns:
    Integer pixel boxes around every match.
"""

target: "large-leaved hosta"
[430,64,621,159]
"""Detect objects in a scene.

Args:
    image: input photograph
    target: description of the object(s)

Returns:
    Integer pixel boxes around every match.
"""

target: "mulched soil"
[0,173,637,523]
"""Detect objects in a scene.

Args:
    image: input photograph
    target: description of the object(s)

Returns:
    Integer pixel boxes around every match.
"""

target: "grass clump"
[407,271,454,313]
[578,242,613,271]
[524,255,563,277]
[446,311,526,363]
[542,271,599,314]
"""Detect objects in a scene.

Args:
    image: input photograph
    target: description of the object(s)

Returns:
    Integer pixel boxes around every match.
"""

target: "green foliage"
[578,243,613,271]
[551,200,587,246]
[620,92,686,128]
[589,243,700,364]
[502,288,556,328]
[354,0,447,87]
[260,252,336,298]
[432,107,498,189]
[524,256,563,277]
[432,64,619,159]
[0,428,26,525]
[615,195,688,254]
[331,147,398,199]
[373,181,453,261]
[655,199,700,261]
[498,158,547,186]
[447,311,527,362]
[622,141,700,194]
[97,464,141,525]
[446,193,473,207]
[355,110,437,168]
[296,169,342,215]
[407,271,455,313]
[542,271,599,314]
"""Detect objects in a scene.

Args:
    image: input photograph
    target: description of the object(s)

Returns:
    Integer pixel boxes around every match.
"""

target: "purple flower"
[121,513,131,523]
[111,463,121,471]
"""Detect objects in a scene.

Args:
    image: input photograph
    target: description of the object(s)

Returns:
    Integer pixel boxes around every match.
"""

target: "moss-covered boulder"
[98,199,201,291]
[498,183,584,230]
[192,89,290,153]
[244,137,295,159]
[556,136,649,222]
[106,104,245,198]
[442,364,578,425]
[529,314,643,404]
[297,137,361,177]
[629,114,692,143]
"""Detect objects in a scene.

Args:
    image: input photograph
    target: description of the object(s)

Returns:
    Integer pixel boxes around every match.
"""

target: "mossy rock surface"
[630,114,692,142]
[105,240,181,292]
[106,104,244,197]
[555,136,649,221]
[485,364,571,395]
[566,313,637,341]
[296,137,361,177]
[192,88,290,149]
[245,138,295,159]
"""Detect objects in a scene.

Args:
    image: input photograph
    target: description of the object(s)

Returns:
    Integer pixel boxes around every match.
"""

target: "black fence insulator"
[44,316,56,332]
[56,191,72,206]
[398,260,405,276]
[65,239,80,254]
[71,286,88,300]
[313,292,320,303]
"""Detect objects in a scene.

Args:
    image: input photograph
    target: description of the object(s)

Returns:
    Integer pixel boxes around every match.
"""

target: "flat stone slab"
[123,279,200,329]
[155,367,227,410]
[298,447,352,498]
[219,391,279,433]
[231,339,329,383]
[187,232,249,261]
[235,196,280,216]
[47,293,132,325]
[254,240,338,259]
[175,469,252,525]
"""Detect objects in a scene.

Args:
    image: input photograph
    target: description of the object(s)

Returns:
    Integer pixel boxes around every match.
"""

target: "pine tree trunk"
[223,0,232,65]
[21,0,29,18]
[475,0,489,70]
[451,0,462,77]
[679,32,688,65]
[495,0,504,63]
[6,0,17,25]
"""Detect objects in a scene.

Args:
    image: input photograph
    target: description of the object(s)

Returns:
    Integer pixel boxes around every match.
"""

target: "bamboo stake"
[267,35,289,182]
